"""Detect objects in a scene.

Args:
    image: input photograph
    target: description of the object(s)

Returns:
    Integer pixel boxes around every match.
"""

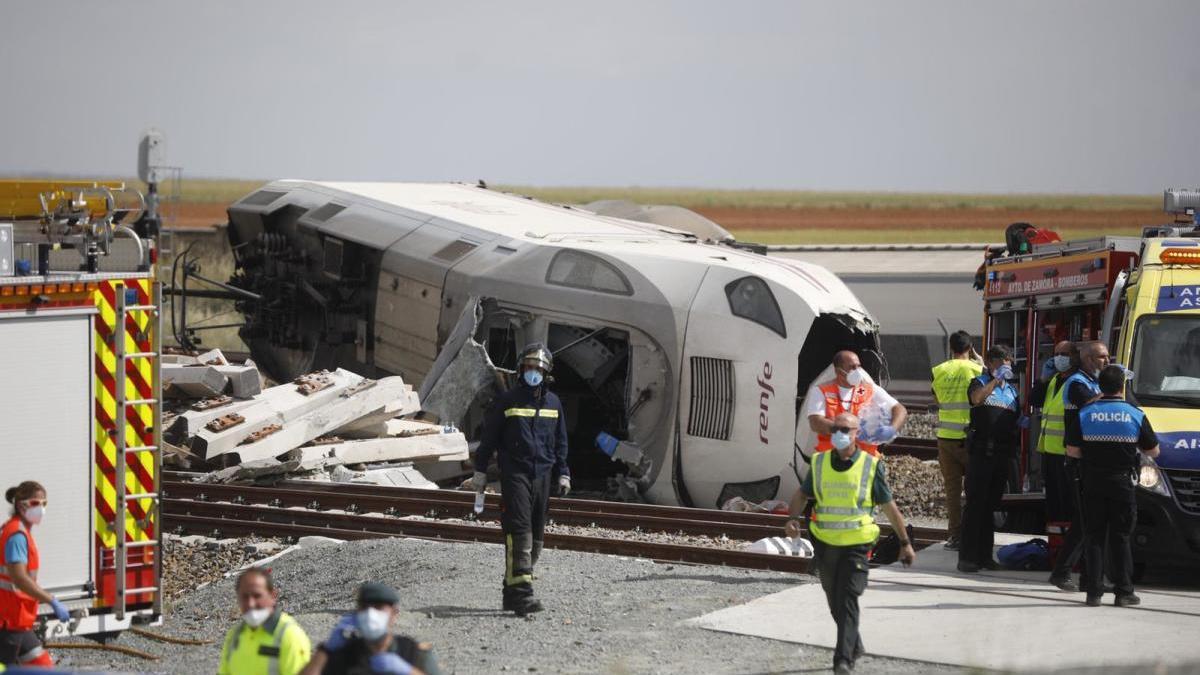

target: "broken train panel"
[223,181,880,507]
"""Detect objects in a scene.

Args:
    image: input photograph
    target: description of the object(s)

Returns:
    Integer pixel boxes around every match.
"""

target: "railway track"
[161,475,948,573]
[882,436,938,461]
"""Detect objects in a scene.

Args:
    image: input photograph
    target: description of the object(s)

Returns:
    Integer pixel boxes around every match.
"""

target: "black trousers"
[1049,456,1087,579]
[1083,476,1136,597]
[499,471,552,600]
[811,538,871,668]
[960,447,1010,566]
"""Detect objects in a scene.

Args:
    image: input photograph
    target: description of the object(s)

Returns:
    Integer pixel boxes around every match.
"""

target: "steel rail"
[162,478,947,545]
[163,500,815,573]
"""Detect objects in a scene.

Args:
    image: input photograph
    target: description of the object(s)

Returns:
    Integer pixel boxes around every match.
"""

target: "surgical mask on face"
[243,607,271,628]
[831,431,853,451]
[522,369,544,387]
[356,607,390,643]
[843,367,864,386]
[23,505,44,525]
[1053,355,1071,372]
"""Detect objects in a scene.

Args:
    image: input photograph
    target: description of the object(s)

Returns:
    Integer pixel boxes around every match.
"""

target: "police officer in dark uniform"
[1066,365,1159,607]
[1055,340,1110,591]
[472,343,570,616]
[958,345,1021,573]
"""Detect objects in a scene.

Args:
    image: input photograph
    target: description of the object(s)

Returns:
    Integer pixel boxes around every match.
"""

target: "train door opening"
[545,323,631,492]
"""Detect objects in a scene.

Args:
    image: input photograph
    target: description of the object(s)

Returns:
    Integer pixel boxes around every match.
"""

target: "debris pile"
[162,349,470,487]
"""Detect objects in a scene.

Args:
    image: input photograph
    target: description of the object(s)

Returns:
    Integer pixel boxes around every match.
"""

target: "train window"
[725,276,786,338]
[240,190,285,207]
[546,249,633,295]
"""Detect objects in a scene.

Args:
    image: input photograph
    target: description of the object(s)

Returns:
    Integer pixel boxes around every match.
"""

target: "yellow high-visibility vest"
[810,451,880,547]
[218,611,311,675]
[931,358,982,440]
[1038,376,1067,455]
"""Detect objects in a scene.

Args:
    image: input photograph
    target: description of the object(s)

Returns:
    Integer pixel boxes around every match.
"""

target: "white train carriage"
[224,182,880,507]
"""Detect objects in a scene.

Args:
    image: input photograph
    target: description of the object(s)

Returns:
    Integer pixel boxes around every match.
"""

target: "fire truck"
[0,179,162,637]
[981,188,1200,571]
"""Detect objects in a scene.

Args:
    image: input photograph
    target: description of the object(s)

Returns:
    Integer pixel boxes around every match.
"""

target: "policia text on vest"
[1065,365,1160,606]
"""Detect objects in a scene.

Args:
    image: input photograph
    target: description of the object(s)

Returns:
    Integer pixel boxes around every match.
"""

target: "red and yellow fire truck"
[0,180,162,636]
[981,189,1200,571]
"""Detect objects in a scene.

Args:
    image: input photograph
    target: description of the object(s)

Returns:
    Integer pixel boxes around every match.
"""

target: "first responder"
[1066,364,1159,607]
[302,582,438,675]
[785,412,915,674]
[958,345,1021,573]
[1037,341,1083,591]
[0,481,69,669]
[1056,340,1110,592]
[930,330,984,550]
[472,343,570,616]
[805,350,907,457]
[218,567,311,675]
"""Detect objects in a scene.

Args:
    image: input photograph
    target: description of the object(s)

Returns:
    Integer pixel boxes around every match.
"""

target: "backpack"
[997,538,1051,571]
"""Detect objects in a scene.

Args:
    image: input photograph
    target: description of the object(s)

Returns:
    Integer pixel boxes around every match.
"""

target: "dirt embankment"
[694,206,1162,232]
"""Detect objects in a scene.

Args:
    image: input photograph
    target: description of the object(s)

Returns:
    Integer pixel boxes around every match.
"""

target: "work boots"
[502,594,545,616]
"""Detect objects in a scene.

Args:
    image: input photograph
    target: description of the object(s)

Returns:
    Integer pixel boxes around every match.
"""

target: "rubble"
[161,350,468,488]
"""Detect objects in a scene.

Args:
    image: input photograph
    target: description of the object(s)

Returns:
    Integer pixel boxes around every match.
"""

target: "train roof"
[243,180,873,322]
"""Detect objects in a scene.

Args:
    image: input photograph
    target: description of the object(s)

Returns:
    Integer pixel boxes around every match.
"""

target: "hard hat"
[520,343,553,372]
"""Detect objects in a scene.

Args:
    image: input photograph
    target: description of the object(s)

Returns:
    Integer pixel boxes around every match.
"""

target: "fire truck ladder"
[112,282,163,621]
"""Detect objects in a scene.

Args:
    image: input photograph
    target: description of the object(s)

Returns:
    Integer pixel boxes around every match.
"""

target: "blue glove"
[994,365,1014,381]
[595,431,620,457]
[1017,415,1030,429]
[876,424,898,444]
[369,651,413,675]
[324,613,357,652]
[1040,358,1057,379]
[49,598,70,622]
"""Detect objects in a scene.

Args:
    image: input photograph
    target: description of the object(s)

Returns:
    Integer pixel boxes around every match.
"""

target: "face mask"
[843,368,864,386]
[522,369,544,387]
[356,607,390,643]
[1053,355,1071,372]
[243,607,271,628]
[1090,369,1101,379]
[831,431,853,451]
[23,505,44,525]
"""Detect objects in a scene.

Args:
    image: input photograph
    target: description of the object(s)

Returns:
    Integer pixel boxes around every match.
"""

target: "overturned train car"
[223,181,881,507]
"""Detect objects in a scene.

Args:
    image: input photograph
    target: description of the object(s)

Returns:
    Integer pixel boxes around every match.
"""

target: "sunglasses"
[832,426,857,434]
[21,499,47,508]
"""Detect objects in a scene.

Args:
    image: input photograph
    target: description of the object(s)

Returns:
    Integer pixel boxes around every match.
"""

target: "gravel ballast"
[54,537,964,674]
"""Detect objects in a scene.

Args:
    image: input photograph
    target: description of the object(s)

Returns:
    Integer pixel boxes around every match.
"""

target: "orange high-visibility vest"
[0,516,40,630]
[813,382,880,456]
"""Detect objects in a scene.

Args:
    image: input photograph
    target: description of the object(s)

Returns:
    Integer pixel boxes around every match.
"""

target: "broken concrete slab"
[283,429,468,471]
[190,369,366,461]
[220,376,414,464]
[333,465,438,489]
[162,354,200,366]
[332,387,421,438]
[167,397,260,441]
[195,348,230,366]
[214,364,262,398]
[163,364,229,399]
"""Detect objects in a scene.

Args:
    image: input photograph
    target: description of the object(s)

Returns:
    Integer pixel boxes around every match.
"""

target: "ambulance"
[980,188,1200,571]
[0,180,162,637]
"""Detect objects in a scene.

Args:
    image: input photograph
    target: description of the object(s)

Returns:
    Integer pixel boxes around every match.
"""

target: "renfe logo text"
[758,362,773,444]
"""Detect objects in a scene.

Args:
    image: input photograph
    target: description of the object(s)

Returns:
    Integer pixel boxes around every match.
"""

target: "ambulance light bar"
[1160,248,1200,265]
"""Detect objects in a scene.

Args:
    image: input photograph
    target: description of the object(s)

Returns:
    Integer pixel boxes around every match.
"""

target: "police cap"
[357,581,400,606]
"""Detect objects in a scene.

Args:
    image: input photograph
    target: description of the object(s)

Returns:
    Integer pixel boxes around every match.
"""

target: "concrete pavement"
[689,534,1200,671]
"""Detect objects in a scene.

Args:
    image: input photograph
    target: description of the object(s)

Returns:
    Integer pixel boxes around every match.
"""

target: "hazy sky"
[3,1,1197,193]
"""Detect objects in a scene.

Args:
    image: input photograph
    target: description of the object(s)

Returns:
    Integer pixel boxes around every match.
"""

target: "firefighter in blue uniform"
[958,345,1021,572]
[1055,340,1109,591]
[472,344,570,616]
[1066,364,1159,607]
